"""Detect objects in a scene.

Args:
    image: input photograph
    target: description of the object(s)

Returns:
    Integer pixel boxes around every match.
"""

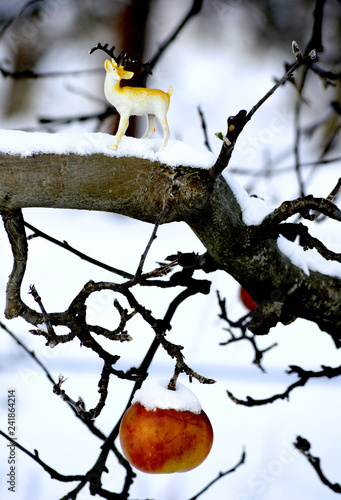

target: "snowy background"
[0,1,341,499]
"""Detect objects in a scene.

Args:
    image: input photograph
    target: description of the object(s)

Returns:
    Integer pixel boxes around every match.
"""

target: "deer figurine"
[90,43,173,151]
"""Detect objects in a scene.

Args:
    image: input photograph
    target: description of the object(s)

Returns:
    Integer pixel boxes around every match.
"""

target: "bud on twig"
[292,41,302,60]
[308,49,317,60]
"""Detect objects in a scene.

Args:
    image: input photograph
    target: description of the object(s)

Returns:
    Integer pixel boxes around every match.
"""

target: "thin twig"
[29,284,56,338]
[246,50,314,124]
[294,436,341,493]
[311,178,341,220]
[198,106,213,152]
[217,291,277,372]
[59,480,88,500]
[229,156,341,177]
[24,221,134,279]
[0,322,107,440]
[0,0,45,39]
[227,364,341,406]
[0,430,85,482]
[135,202,168,277]
[122,287,216,385]
[53,363,115,421]
[293,49,310,197]
[209,45,316,179]
[0,66,102,79]
[293,0,326,195]
[39,108,115,126]
[261,195,341,226]
[188,449,246,500]
[0,320,56,384]
[277,222,341,262]
[147,0,203,72]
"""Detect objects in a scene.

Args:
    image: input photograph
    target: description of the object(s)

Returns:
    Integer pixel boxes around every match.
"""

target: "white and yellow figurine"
[90,43,172,151]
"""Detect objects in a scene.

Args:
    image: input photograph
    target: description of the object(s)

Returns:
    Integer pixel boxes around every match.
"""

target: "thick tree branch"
[1,150,340,341]
[1,208,28,319]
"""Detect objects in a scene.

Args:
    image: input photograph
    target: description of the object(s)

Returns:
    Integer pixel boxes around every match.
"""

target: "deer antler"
[89,42,116,59]
[89,43,152,75]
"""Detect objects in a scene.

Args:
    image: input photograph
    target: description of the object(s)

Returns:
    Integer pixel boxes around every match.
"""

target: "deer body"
[104,59,172,151]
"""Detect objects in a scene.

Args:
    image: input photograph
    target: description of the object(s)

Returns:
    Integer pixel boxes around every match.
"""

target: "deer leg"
[142,114,156,139]
[157,116,170,151]
[110,114,130,149]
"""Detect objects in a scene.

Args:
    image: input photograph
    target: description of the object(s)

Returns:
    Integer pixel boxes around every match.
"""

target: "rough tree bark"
[1,147,340,342]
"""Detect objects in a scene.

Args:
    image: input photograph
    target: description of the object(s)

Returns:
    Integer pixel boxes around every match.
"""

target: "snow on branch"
[1,144,341,341]
[0,129,215,168]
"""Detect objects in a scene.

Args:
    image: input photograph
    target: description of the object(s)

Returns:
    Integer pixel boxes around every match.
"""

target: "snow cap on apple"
[119,378,214,474]
[132,378,202,412]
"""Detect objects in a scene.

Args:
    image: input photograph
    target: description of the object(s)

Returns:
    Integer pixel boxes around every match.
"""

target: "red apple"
[240,287,256,311]
[119,380,213,474]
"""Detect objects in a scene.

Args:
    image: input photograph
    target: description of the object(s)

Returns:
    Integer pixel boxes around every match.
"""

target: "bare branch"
[122,287,215,386]
[258,193,341,227]
[311,178,341,220]
[2,156,341,339]
[147,0,203,73]
[305,0,326,55]
[0,320,55,384]
[0,65,101,79]
[53,362,145,421]
[229,156,341,177]
[198,106,213,152]
[227,364,341,406]
[0,321,107,440]
[0,0,45,40]
[188,449,246,500]
[217,291,277,372]
[24,220,134,279]
[210,47,316,178]
[0,430,85,482]
[253,193,341,265]
[277,222,341,263]
[1,206,216,392]
[135,201,167,278]
[53,364,111,421]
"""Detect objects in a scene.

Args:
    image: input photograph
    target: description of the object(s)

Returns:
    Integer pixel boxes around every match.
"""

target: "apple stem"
[167,365,181,391]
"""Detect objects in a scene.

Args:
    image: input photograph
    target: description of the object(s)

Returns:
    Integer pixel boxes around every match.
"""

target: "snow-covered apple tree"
[0,1,340,499]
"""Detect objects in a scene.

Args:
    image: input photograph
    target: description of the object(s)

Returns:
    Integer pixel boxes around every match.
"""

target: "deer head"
[104,58,134,82]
